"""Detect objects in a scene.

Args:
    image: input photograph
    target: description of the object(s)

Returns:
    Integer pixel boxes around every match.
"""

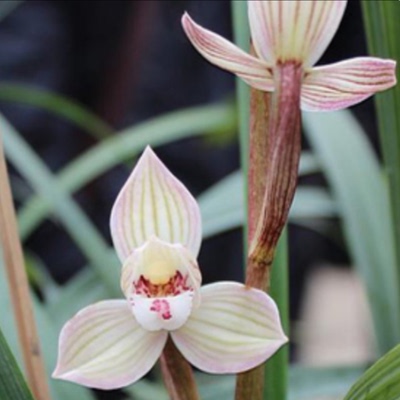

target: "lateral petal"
[53,300,168,389]
[182,13,274,91]
[301,57,397,111]
[248,0,347,67]
[171,282,287,373]
[110,146,202,262]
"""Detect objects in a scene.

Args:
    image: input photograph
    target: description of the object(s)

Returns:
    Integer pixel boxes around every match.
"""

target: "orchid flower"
[52,147,287,390]
[183,0,397,281]
[182,0,396,112]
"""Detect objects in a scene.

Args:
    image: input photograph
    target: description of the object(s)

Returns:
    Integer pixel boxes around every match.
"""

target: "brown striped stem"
[235,62,302,400]
[160,338,199,400]
[0,134,51,400]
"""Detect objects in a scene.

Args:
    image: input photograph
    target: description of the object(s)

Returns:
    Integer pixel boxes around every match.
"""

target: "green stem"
[264,230,289,400]
[232,0,250,257]
[361,1,400,352]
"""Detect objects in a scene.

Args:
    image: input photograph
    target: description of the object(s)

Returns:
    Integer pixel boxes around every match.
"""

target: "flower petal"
[171,282,287,373]
[110,146,202,262]
[248,0,347,67]
[182,13,274,91]
[301,57,397,111]
[53,300,168,389]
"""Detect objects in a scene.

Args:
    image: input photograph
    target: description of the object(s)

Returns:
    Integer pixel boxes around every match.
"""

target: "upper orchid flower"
[52,147,287,390]
[182,0,396,111]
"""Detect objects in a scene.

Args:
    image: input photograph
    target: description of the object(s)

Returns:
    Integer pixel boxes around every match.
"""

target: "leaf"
[0,83,112,140]
[0,113,120,295]
[344,344,400,400]
[0,326,34,400]
[361,0,400,335]
[0,0,23,21]
[198,169,337,239]
[303,109,400,355]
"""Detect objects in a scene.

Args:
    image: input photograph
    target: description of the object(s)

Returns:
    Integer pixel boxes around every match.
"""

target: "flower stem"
[248,63,302,292]
[0,134,51,400]
[236,64,302,400]
[159,338,199,400]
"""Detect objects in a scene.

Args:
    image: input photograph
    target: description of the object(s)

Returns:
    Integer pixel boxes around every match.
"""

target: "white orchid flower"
[53,147,287,390]
[182,0,396,111]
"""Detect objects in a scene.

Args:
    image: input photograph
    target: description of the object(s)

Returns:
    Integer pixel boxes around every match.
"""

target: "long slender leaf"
[198,168,338,239]
[303,110,400,355]
[18,102,236,240]
[344,344,400,400]
[0,327,34,400]
[231,0,250,220]
[0,83,112,140]
[361,1,400,293]
[0,114,120,295]
[264,231,289,400]
[0,1,23,21]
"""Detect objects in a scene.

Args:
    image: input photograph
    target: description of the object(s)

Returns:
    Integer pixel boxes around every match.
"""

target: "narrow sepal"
[53,300,168,389]
[110,146,202,262]
[248,0,347,67]
[182,13,274,91]
[171,282,287,374]
[301,57,397,111]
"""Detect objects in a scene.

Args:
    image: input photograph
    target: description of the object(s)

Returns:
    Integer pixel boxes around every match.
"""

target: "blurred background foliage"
[0,1,399,400]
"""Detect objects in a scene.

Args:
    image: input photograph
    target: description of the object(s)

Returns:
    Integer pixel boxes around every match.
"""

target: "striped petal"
[301,57,397,111]
[182,13,274,91]
[171,282,287,373]
[53,300,168,390]
[110,146,202,262]
[248,0,347,67]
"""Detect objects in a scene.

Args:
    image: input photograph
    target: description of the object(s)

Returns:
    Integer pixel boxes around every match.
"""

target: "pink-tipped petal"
[171,282,288,374]
[53,300,168,390]
[110,146,202,262]
[301,57,397,111]
[248,0,347,67]
[182,13,274,91]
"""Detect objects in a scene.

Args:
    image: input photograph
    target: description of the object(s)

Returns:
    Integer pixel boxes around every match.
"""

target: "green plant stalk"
[264,231,289,400]
[361,1,400,311]
[0,327,35,400]
[232,0,250,253]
